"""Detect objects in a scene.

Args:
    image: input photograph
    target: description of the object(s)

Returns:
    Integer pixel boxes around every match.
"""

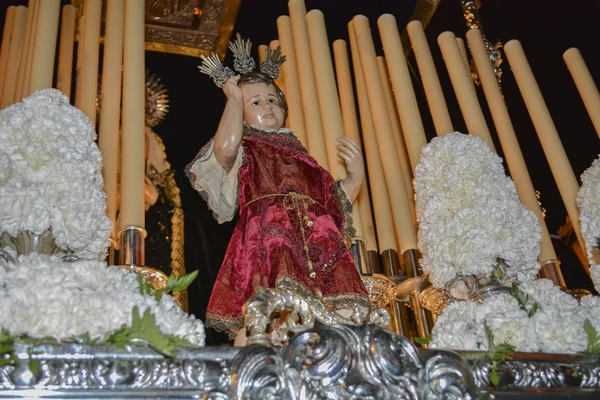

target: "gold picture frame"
[72,0,241,58]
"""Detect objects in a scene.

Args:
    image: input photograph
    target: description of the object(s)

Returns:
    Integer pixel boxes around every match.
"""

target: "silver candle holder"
[117,225,168,290]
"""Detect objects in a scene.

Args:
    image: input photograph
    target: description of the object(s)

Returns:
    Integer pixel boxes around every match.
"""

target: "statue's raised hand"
[223,75,242,101]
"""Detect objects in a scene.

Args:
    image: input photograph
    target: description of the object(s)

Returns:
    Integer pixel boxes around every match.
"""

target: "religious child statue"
[187,35,370,345]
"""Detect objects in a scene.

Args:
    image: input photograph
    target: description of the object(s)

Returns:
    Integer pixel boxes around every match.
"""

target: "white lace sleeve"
[185,139,244,223]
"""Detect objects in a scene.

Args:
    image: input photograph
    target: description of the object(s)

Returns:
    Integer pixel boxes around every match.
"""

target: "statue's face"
[241,82,285,131]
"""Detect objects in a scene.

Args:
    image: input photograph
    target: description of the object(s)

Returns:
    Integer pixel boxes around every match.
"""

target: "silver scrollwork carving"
[243,285,390,346]
[3,327,600,398]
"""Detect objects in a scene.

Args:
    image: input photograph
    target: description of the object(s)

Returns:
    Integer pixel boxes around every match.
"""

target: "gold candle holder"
[539,259,567,288]
[394,248,433,342]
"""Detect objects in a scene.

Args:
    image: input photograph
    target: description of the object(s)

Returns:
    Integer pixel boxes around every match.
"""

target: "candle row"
[258,1,600,287]
[0,0,148,243]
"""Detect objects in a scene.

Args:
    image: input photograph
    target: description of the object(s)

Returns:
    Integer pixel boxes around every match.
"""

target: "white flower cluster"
[414,133,542,287]
[0,253,205,346]
[577,156,600,292]
[431,279,588,354]
[0,89,112,260]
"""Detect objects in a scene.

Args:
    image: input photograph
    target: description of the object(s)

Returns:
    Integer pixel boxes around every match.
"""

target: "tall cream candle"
[1,6,26,108]
[438,31,496,152]
[56,4,76,99]
[353,15,418,253]
[504,40,586,258]
[258,44,268,63]
[28,0,59,94]
[0,6,16,96]
[467,29,558,265]
[305,10,363,238]
[306,10,345,178]
[269,40,286,95]
[406,20,453,136]
[456,37,472,79]
[349,21,394,252]
[377,56,415,224]
[377,14,427,172]
[120,0,146,230]
[288,0,328,169]
[20,0,38,98]
[563,48,600,140]
[78,0,102,125]
[14,0,35,103]
[74,14,85,108]
[276,16,307,146]
[333,39,377,250]
[99,0,125,237]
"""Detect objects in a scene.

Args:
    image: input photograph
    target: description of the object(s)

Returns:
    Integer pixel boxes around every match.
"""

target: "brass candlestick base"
[394,249,432,341]
[540,259,567,288]
[118,225,167,290]
[107,237,118,266]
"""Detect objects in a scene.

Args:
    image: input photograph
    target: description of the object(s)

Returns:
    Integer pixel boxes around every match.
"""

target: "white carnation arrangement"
[577,156,600,292]
[0,253,205,353]
[414,132,542,288]
[431,279,590,355]
[0,89,112,260]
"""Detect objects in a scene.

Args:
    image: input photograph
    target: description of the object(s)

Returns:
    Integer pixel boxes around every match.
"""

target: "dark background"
[2,0,600,345]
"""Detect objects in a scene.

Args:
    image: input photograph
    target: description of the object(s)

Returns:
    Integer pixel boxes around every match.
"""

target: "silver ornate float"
[2,324,600,398]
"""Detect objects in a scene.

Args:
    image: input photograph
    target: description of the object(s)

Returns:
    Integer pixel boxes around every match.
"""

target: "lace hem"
[275,275,371,312]
[185,139,245,224]
[332,180,356,247]
[206,313,244,340]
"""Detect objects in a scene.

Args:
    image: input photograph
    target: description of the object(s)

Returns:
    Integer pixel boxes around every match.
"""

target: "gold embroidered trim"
[243,124,307,153]
[333,179,356,247]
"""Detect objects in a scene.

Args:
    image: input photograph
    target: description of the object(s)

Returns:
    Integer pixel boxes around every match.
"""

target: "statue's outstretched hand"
[337,137,364,178]
[337,137,364,202]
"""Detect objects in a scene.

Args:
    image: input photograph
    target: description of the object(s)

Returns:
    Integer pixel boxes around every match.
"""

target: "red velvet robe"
[187,125,370,337]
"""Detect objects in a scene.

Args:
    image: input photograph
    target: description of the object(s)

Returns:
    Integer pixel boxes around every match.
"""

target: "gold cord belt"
[245,192,320,278]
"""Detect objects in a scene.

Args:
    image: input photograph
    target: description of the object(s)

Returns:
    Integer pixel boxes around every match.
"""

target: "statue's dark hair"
[239,71,288,124]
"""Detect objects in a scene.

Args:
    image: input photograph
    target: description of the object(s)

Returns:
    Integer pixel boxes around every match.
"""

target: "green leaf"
[104,324,132,348]
[489,369,500,386]
[164,270,198,293]
[0,328,11,342]
[0,342,13,355]
[413,334,432,345]
[29,360,40,377]
[510,283,539,317]
[485,323,514,387]
[528,302,538,318]
[154,271,199,301]
[137,274,154,296]
[129,306,175,357]
[165,334,196,348]
[583,319,600,354]
[0,329,14,355]
[0,353,15,367]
